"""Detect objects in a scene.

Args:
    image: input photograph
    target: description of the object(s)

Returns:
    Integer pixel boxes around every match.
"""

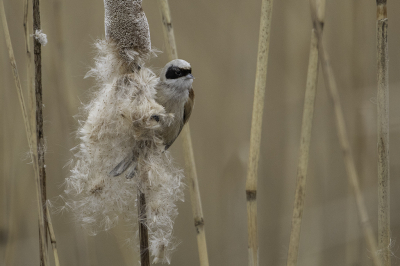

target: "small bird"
[109,59,195,178]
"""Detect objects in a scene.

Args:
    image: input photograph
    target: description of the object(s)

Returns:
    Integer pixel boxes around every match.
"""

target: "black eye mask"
[165,66,192,79]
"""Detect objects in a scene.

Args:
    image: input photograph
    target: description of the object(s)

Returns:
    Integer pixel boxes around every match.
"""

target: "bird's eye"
[175,69,181,76]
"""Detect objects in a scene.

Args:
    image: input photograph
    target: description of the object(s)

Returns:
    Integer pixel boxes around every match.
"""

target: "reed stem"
[182,125,209,266]
[0,0,48,265]
[23,0,30,53]
[157,0,177,60]
[32,1,49,264]
[3,94,15,266]
[23,0,35,133]
[157,1,209,265]
[286,1,324,265]
[46,201,60,266]
[138,191,150,266]
[245,1,273,265]
[310,2,382,266]
[376,1,390,265]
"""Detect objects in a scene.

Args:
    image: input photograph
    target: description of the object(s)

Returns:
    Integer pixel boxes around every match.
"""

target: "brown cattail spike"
[104,0,151,62]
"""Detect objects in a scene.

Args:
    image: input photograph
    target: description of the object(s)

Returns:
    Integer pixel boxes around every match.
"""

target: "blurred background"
[1,0,400,265]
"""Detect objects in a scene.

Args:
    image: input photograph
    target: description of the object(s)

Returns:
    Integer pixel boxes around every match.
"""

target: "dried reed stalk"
[157,0,177,61]
[32,0,49,264]
[0,0,32,150]
[346,1,365,263]
[46,201,60,266]
[25,4,56,264]
[286,1,324,265]
[23,0,30,52]
[310,2,382,266]
[0,1,49,265]
[138,191,150,266]
[157,1,210,265]
[245,0,273,265]
[3,97,16,266]
[181,126,209,265]
[23,0,35,133]
[376,1,390,265]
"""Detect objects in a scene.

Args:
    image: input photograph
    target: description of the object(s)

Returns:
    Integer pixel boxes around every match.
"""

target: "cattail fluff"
[32,29,47,46]
[63,0,185,263]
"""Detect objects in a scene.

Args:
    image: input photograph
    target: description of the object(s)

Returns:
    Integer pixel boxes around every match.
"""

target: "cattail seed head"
[64,39,185,263]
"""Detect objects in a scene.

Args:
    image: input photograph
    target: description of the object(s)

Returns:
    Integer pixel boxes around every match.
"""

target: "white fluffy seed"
[32,29,47,46]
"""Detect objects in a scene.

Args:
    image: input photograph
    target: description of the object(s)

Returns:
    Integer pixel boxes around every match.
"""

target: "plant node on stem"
[245,0,273,265]
[286,1,324,265]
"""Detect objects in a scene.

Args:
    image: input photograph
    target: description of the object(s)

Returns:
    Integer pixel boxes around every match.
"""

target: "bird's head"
[160,59,194,89]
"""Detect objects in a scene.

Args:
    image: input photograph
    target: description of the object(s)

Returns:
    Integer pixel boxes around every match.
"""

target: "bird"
[109,59,195,178]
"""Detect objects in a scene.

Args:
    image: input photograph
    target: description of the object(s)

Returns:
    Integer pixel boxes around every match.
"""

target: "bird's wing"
[165,88,195,150]
[183,88,195,125]
[109,150,136,177]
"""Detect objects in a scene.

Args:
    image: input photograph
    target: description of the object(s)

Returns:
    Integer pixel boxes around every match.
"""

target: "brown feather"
[164,88,194,150]
[183,88,195,125]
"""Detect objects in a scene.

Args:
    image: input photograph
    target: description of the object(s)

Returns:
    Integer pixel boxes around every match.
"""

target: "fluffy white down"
[64,40,184,264]
[32,29,48,46]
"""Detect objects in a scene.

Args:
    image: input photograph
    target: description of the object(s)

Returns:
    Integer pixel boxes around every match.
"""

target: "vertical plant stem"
[24,0,35,133]
[286,1,324,265]
[310,2,382,266]
[347,1,366,264]
[0,0,31,146]
[32,0,49,264]
[23,0,31,54]
[157,1,210,266]
[138,191,150,266]
[245,1,273,266]
[157,0,177,60]
[3,90,15,266]
[46,201,61,266]
[0,1,48,265]
[182,126,209,266]
[376,1,390,265]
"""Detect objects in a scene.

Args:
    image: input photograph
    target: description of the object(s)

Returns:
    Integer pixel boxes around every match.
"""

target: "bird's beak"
[186,74,195,79]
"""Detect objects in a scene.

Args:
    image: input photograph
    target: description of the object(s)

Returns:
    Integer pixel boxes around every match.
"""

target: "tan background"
[1,0,400,265]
